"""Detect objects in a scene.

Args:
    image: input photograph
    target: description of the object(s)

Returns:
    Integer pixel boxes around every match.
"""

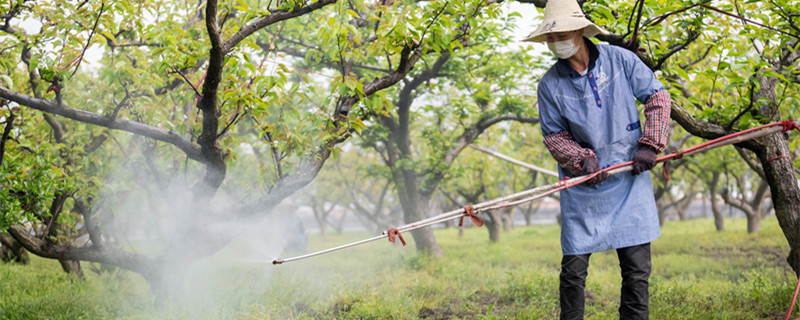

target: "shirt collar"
[555,37,599,78]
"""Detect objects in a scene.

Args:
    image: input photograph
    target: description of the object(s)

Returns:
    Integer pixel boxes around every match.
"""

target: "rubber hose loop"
[386,228,406,246]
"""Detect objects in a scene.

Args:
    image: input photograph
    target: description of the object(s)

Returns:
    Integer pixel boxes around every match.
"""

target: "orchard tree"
[302,175,346,237]
[0,0,507,295]
[267,1,542,255]
[358,21,544,254]
[337,160,402,234]
[719,168,773,233]
[684,144,739,231]
[301,152,402,235]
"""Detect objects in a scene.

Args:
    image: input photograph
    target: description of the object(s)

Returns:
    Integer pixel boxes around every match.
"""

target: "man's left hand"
[632,145,658,176]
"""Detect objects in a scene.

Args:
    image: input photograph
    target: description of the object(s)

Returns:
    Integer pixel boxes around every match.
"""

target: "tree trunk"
[319,223,327,237]
[334,212,347,235]
[653,174,668,226]
[747,213,762,233]
[484,211,502,243]
[501,210,513,232]
[522,197,539,226]
[675,193,692,221]
[751,133,800,274]
[396,178,441,256]
[0,233,29,264]
[408,227,441,256]
[709,171,725,231]
[58,260,84,279]
[315,213,327,237]
[138,260,188,303]
[702,194,707,217]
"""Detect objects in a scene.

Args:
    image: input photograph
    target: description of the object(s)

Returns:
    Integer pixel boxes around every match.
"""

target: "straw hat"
[522,0,609,43]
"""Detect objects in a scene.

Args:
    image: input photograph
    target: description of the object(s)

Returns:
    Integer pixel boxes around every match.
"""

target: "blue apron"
[538,42,663,255]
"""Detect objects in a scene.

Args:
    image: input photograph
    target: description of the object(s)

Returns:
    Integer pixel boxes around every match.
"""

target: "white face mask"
[547,38,581,59]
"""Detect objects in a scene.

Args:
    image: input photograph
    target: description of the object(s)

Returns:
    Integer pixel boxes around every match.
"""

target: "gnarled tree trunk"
[747,133,800,271]
[0,232,29,264]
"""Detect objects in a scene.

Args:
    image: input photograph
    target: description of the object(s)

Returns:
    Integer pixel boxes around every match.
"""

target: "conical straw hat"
[522,0,609,42]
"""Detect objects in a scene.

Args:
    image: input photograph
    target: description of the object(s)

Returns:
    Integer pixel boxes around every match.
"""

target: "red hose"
[786,275,800,320]
[598,120,799,176]
[494,121,800,209]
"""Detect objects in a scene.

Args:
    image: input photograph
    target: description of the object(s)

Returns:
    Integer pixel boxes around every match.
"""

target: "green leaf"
[0,75,13,89]
[101,30,116,44]
[28,56,39,73]
[673,67,689,80]
[39,68,55,81]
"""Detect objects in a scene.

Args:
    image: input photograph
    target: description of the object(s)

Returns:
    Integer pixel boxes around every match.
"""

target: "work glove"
[581,156,607,186]
[632,145,658,176]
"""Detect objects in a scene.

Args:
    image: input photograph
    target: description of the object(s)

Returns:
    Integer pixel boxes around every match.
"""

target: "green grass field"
[0,217,797,319]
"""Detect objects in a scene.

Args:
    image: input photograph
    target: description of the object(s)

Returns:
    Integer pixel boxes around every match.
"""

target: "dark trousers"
[559,243,651,320]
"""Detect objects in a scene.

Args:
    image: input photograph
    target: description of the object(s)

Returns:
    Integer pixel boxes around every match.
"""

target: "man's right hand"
[581,156,607,186]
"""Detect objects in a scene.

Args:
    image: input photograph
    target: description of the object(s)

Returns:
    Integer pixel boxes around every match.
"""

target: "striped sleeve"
[543,131,596,176]
[637,90,671,153]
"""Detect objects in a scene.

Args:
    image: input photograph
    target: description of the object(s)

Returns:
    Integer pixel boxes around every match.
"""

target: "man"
[522,0,671,319]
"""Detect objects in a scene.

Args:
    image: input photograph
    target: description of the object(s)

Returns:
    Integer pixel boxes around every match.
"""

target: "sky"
[506,1,544,44]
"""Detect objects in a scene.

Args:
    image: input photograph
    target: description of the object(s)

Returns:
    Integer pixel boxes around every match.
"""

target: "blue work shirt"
[538,39,663,255]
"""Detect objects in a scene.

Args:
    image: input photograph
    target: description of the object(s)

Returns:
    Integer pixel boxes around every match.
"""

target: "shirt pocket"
[595,122,641,169]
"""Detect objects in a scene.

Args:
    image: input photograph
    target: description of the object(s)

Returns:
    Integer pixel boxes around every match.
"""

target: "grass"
[0,217,797,319]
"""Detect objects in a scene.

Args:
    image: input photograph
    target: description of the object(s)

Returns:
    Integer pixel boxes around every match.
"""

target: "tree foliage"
[0,0,511,293]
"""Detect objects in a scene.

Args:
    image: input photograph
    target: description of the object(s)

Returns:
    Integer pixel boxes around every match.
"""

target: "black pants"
[559,243,651,320]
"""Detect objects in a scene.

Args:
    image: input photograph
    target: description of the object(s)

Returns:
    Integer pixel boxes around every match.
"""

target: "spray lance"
[273,120,800,265]
[469,144,560,178]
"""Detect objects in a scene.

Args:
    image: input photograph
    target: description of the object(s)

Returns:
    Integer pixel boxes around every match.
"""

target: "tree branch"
[7,225,153,273]
[768,0,800,34]
[396,54,451,154]
[653,30,701,70]
[266,39,392,73]
[73,199,104,249]
[736,146,767,180]
[444,114,540,166]
[0,85,203,161]
[679,44,715,70]
[170,68,203,99]
[41,192,69,240]
[193,0,229,196]
[0,110,14,166]
[752,178,771,206]
[71,3,105,78]
[223,0,338,52]
[513,0,548,7]
[720,187,756,217]
[669,101,729,140]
